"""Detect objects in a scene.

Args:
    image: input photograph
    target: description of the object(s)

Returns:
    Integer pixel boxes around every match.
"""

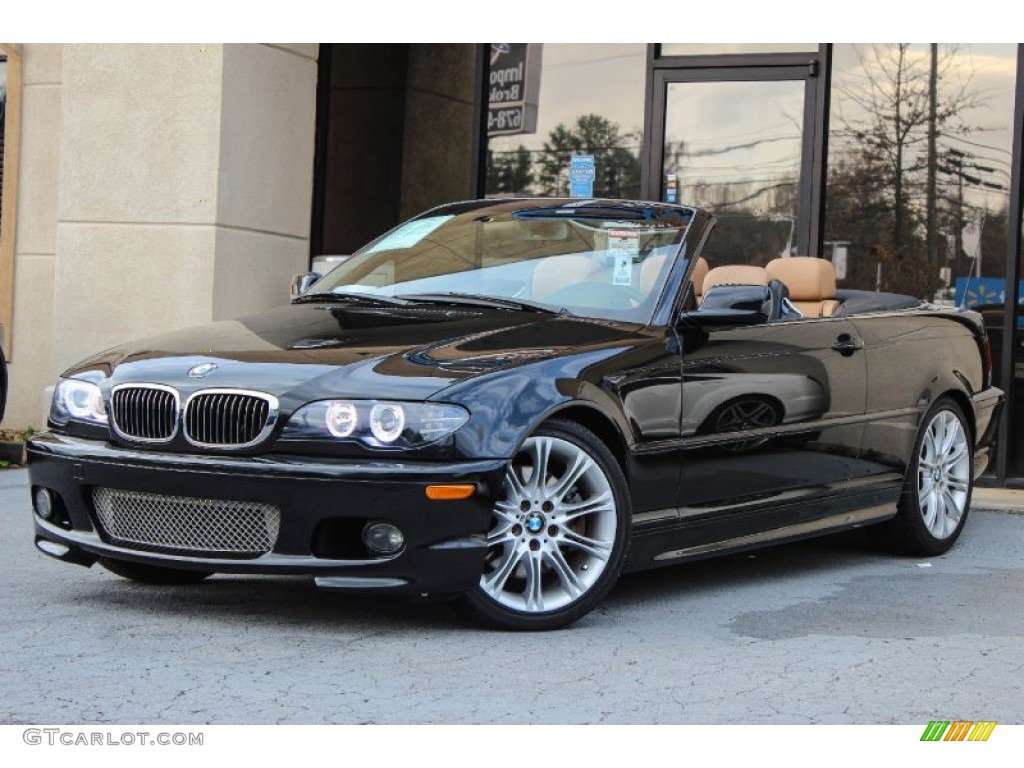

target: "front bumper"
[27,432,506,596]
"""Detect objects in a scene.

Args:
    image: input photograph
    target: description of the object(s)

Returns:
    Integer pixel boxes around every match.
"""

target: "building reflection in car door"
[673,318,868,538]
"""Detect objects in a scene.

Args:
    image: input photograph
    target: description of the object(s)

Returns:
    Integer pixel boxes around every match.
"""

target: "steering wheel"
[543,281,648,310]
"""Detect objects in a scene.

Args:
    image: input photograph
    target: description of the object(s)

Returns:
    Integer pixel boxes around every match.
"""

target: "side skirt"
[624,488,900,574]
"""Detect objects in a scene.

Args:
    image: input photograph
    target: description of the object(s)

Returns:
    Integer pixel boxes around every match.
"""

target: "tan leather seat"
[639,254,667,295]
[765,257,839,318]
[702,264,769,295]
[690,257,710,302]
[532,255,597,301]
[639,255,710,301]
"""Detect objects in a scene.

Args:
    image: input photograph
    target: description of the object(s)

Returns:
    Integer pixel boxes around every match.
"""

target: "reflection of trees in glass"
[487,146,533,196]
[486,114,642,199]
[702,216,794,268]
[825,151,901,292]
[829,44,1004,299]
[536,115,641,198]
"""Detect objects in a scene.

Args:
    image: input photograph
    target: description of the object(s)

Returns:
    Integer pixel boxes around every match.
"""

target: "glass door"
[644,61,825,260]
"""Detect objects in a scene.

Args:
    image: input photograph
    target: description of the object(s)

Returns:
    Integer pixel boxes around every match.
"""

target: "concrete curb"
[972,487,1024,514]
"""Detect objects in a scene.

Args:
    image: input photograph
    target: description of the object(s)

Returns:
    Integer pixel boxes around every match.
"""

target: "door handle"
[831,334,865,356]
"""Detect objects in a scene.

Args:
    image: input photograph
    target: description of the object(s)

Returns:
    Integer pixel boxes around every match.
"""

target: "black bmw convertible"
[27,198,1003,630]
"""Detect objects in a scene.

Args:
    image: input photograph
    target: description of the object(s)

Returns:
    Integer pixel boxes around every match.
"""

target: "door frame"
[641,45,832,257]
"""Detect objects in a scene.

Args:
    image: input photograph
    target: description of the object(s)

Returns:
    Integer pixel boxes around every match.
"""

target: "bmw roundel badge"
[187,362,219,378]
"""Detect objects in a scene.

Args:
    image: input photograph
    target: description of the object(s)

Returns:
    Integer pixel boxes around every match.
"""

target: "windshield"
[307,201,694,323]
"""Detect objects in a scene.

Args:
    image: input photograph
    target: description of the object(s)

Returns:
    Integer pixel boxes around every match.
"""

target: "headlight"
[51,378,108,426]
[325,402,358,437]
[369,403,406,442]
[282,400,468,449]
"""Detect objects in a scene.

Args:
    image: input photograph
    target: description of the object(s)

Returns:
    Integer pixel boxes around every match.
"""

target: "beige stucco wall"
[5,44,63,430]
[1,43,318,429]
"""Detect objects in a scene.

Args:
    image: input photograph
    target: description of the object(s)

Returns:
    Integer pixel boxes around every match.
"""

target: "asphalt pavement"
[2,467,1022,724]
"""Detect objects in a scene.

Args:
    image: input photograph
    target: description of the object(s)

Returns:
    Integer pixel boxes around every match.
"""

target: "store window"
[825,44,1017,299]
[661,79,806,267]
[660,44,818,57]
[485,44,647,199]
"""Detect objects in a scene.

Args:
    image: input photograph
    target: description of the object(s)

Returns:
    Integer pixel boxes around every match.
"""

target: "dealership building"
[1,43,1022,485]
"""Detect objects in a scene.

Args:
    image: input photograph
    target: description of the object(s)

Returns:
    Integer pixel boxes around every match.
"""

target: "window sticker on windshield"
[613,256,633,286]
[609,230,639,286]
[608,230,641,260]
[365,215,454,253]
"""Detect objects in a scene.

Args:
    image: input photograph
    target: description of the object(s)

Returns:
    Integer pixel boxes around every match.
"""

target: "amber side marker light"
[425,484,476,500]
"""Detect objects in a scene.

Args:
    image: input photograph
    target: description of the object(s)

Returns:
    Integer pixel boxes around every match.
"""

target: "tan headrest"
[691,257,710,298]
[703,265,768,294]
[766,257,836,301]
[533,255,596,300]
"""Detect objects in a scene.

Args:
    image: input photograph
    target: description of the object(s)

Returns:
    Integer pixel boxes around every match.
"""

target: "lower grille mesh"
[92,487,281,556]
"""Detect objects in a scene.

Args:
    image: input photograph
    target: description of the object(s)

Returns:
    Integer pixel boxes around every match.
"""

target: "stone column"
[400,44,478,220]
[50,43,318,376]
[4,44,63,429]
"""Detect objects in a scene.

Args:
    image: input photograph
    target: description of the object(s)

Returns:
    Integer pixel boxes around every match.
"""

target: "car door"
[667,314,868,548]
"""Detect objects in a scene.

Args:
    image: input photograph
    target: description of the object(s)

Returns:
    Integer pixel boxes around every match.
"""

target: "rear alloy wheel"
[99,558,213,585]
[457,419,630,630]
[869,397,974,556]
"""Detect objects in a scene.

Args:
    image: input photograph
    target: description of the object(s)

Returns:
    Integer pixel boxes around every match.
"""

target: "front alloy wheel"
[457,419,630,630]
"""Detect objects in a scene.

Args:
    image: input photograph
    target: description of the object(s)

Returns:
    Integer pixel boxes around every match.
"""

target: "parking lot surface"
[3,468,1022,724]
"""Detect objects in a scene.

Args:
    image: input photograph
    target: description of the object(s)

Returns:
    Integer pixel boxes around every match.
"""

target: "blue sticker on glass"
[569,155,596,198]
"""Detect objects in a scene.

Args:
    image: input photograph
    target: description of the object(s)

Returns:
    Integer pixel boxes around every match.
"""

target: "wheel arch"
[544,402,630,479]
[937,388,976,444]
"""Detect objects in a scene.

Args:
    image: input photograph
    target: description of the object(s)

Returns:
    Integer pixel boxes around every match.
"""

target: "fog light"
[33,488,54,520]
[363,522,404,555]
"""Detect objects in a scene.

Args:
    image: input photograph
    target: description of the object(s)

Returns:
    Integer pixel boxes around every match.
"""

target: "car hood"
[65,302,642,403]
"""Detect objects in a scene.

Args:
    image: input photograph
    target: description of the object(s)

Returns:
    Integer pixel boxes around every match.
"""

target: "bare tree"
[832,43,986,297]
[486,145,534,196]
[842,45,981,250]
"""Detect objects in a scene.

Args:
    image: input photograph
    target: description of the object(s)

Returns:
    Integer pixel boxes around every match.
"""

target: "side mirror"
[681,284,772,327]
[291,272,321,298]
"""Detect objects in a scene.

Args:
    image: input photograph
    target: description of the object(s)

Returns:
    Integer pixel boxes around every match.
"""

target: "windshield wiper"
[398,292,564,314]
[292,291,411,307]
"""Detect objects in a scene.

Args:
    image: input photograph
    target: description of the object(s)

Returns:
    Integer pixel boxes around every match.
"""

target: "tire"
[455,418,631,631]
[868,396,974,556]
[99,558,213,585]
